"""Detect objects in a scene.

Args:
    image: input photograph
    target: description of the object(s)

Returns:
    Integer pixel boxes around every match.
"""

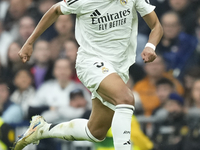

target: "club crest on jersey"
[102,67,109,74]
[120,0,128,6]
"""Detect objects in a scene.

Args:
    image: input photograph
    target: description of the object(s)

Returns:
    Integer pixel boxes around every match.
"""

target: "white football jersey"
[60,0,155,73]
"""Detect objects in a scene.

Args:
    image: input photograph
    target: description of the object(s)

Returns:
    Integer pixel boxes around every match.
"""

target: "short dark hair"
[70,89,84,100]
[156,77,174,88]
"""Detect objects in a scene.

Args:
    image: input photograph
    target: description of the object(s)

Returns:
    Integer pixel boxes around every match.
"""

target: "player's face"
[53,59,72,82]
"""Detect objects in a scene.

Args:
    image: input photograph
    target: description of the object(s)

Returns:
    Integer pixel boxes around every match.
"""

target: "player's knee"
[116,90,135,106]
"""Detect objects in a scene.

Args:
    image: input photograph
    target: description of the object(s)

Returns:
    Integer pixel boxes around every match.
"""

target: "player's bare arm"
[141,11,163,63]
[18,3,63,63]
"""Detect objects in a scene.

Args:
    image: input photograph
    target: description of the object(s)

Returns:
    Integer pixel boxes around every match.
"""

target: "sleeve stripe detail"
[68,0,78,5]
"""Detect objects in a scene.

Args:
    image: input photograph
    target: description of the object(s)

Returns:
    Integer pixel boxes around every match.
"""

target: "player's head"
[53,57,72,85]
[19,16,36,43]
[0,79,9,105]
[14,68,33,91]
[144,55,166,79]
[156,77,175,104]
[55,15,74,35]
[33,39,51,64]
[63,39,79,63]
[161,11,181,40]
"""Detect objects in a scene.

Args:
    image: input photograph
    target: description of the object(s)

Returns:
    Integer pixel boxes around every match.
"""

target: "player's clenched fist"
[141,47,157,63]
[18,43,33,63]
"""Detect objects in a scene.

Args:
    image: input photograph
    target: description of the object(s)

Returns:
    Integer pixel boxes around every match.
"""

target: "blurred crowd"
[1,0,200,150]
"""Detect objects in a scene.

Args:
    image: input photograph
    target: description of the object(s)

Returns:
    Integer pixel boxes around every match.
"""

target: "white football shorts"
[76,57,129,111]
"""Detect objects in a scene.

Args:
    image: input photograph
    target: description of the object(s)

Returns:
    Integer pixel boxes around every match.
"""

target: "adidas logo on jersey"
[90,9,101,17]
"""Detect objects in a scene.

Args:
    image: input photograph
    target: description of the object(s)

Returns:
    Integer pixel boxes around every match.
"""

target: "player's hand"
[141,47,157,63]
[18,42,33,63]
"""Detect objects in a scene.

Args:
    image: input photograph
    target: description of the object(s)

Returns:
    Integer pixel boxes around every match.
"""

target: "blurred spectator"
[16,16,36,45]
[169,0,196,35]
[28,58,91,123]
[195,7,200,66]
[0,19,14,67]
[152,0,170,19]
[157,11,198,79]
[50,15,75,60]
[7,41,29,76]
[186,79,200,117]
[31,39,54,89]
[3,41,29,93]
[48,89,91,122]
[183,79,200,150]
[0,58,13,81]
[153,77,175,114]
[134,55,184,116]
[63,39,80,82]
[10,68,35,120]
[183,67,200,108]
[38,0,56,15]
[3,0,41,33]
[39,0,57,41]
[152,93,188,150]
[196,7,200,46]
[0,117,15,150]
[0,79,23,124]
[64,39,78,66]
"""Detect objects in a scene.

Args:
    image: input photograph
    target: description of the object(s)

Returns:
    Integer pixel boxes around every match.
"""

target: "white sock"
[111,104,134,150]
[40,119,102,142]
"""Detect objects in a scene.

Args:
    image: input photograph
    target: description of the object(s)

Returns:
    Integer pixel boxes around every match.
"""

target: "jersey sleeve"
[135,0,155,17]
[59,0,83,15]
